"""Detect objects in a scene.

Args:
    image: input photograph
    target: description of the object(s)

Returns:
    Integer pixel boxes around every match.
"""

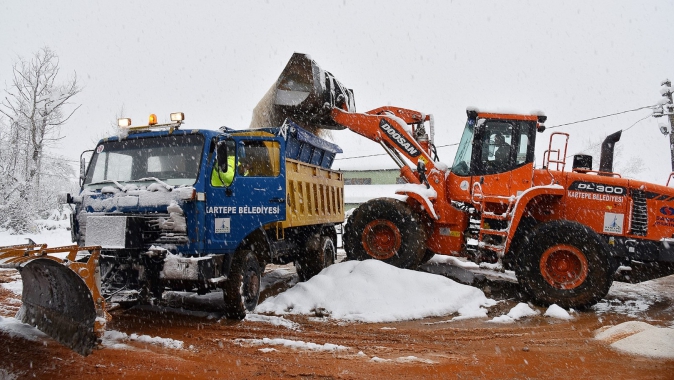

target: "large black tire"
[222,251,261,320]
[296,235,336,282]
[515,220,613,309]
[344,198,427,269]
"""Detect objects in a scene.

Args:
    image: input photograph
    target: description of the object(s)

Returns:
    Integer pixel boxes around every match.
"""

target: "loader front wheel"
[296,235,336,282]
[222,251,261,320]
[344,198,427,269]
[516,220,613,309]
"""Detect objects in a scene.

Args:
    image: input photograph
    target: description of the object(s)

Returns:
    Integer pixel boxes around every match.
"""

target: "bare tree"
[0,47,81,232]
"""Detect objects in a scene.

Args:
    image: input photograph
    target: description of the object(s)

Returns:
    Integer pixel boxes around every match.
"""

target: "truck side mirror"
[79,157,86,187]
[216,141,229,173]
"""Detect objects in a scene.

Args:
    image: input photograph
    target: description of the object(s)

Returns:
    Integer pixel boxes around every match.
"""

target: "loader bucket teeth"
[17,258,98,356]
[250,52,355,131]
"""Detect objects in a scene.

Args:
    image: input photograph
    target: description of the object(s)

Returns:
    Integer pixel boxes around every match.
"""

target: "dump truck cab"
[68,115,343,317]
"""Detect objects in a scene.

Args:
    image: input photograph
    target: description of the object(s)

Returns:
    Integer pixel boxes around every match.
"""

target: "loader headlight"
[118,118,132,128]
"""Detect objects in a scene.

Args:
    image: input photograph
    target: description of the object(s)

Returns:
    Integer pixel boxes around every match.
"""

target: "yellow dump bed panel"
[283,158,344,228]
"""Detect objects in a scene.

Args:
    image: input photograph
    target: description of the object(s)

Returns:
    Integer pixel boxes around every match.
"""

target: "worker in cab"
[211,155,235,187]
[493,132,511,168]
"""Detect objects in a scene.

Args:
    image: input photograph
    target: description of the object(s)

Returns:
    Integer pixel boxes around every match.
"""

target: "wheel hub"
[362,220,401,260]
[540,244,589,290]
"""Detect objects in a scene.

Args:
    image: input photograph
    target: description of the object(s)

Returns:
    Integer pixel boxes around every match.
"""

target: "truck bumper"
[159,254,230,284]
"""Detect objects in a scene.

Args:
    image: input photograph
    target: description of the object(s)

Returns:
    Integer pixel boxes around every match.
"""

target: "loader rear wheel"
[515,220,613,309]
[222,251,261,320]
[344,198,427,269]
[296,235,336,282]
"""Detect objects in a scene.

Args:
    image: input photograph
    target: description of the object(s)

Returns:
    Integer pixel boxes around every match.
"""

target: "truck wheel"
[515,220,613,309]
[222,251,261,320]
[296,235,336,282]
[344,198,427,269]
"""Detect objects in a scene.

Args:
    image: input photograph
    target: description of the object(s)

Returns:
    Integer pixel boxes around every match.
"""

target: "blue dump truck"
[0,53,354,356]
[65,114,344,322]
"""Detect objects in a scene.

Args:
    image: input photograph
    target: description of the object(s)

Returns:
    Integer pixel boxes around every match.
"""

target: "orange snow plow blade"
[0,244,109,356]
[250,52,355,131]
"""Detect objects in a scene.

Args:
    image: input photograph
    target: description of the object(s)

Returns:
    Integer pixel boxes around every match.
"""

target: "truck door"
[205,136,286,253]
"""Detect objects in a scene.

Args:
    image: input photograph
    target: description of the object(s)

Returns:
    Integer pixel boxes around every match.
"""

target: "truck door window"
[239,140,281,177]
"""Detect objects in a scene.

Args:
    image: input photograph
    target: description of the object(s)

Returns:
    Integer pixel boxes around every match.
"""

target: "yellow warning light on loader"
[170,112,184,122]
[117,118,132,128]
[149,114,158,125]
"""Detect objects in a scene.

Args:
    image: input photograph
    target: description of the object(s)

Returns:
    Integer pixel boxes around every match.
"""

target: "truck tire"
[344,198,427,269]
[296,235,336,282]
[515,220,613,309]
[222,251,261,320]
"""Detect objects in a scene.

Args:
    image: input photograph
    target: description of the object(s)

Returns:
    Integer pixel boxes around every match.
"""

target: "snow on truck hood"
[81,185,195,212]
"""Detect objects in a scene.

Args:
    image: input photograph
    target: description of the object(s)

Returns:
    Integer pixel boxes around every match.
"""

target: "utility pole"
[654,79,674,172]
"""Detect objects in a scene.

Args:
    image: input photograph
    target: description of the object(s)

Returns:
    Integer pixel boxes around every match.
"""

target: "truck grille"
[629,189,648,236]
[80,213,189,248]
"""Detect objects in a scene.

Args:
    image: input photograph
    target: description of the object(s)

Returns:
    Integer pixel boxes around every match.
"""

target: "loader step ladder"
[475,195,516,260]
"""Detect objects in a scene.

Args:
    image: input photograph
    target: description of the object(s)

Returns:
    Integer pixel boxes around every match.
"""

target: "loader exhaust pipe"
[250,53,355,133]
[599,130,622,175]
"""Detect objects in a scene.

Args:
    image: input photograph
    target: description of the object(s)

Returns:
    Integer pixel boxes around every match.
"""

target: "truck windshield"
[83,134,205,190]
[451,120,475,176]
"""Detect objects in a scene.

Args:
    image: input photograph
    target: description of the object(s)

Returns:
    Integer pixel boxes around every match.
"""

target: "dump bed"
[283,158,344,228]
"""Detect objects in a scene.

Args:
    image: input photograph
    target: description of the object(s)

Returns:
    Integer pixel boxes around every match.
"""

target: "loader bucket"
[250,53,355,132]
[17,259,98,356]
[0,244,107,356]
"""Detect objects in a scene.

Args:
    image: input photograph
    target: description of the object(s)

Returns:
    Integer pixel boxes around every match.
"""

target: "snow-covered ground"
[1,226,673,360]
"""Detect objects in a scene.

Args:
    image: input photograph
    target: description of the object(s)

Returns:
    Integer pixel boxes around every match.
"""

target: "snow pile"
[544,304,573,320]
[102,330,184,350]
[428,255,479,269]
[489,303,539,323]
[245,314,300,330]
[595,321,674,359]
[370,356,436,364]
[255,260,495,322]
[234,338,348,352]
[0,316,48,341]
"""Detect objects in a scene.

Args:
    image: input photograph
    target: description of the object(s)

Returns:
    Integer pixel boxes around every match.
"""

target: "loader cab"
[451,112,538,177]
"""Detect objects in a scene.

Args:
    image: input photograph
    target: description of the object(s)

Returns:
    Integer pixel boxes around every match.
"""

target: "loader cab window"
[451,120,475,176]
[466,119,536,176]
[480,122,514,174]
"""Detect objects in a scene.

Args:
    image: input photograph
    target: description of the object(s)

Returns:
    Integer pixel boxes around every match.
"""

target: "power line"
[334,142,458,161]
[568,113,652,157]
[548,104,656,129]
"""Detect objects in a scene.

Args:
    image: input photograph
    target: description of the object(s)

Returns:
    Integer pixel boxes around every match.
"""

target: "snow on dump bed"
[255,260,495,322]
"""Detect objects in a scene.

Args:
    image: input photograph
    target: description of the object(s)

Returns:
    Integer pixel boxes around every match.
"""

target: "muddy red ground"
[1,269,673,379]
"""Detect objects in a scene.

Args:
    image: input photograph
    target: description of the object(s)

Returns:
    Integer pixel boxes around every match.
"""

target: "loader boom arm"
[331,107,436,184]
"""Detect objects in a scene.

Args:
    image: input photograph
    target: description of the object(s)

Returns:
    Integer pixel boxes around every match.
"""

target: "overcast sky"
[1,1,673,182]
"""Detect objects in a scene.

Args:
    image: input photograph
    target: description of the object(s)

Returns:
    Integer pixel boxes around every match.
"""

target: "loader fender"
[504,184,565,254]
[396,184,438,220]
